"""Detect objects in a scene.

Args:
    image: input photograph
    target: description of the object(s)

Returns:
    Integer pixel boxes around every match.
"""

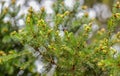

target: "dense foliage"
[0,0,120,76]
